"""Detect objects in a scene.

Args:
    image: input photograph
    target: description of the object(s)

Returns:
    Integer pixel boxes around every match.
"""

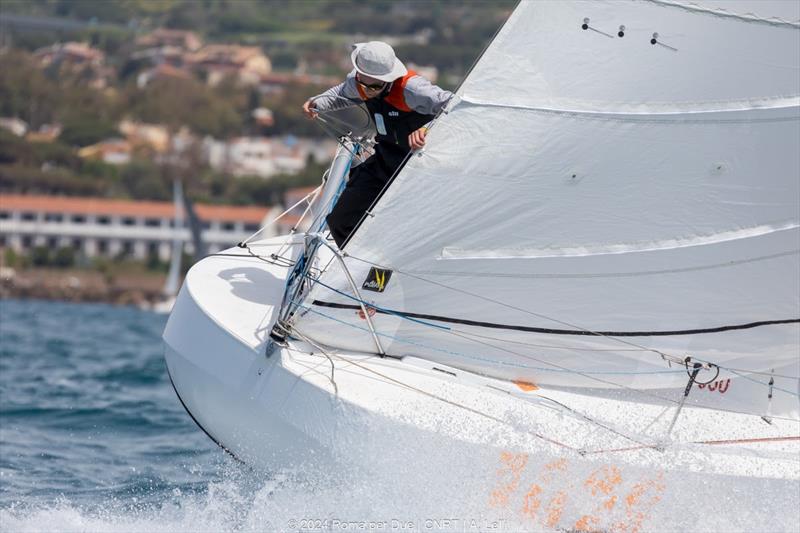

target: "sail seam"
[407,250,800,279]
[440,224,800,259]
[311,300,799,338]
[647,0,800,28]
[458,95,800,122]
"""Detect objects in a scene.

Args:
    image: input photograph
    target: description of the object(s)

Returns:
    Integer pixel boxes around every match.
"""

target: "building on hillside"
[257,72,341,96]
[185,44,271,86]
[132,29,201,77]
[407,63,439,83]
[0,195,284,261]
[252,107,274,127]
[131,44,186,66]
[35,41,105,68]
[25,123,62,143]
[155,127,200,166]
[135,28,203,53]
[0,118,28,137]
[204,136,305,178]
[118,120,171,153]
[34,42,111,88]
[77,139,132,165]
[204,136,338,179]
[136,62,194,88]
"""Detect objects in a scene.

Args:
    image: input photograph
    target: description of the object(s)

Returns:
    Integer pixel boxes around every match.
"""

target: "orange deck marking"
[513,380,539,392]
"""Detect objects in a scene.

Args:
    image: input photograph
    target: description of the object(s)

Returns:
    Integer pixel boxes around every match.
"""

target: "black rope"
[687,360,720,385]
[311,300,800,338]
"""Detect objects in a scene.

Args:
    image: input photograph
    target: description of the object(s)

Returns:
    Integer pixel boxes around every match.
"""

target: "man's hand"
[302,99,318,119]
[408,127,428,150]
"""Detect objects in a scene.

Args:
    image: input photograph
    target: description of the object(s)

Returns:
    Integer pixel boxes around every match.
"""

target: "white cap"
[350,41,407,82]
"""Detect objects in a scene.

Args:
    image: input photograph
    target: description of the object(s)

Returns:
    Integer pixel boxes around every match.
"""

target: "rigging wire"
[428,327,650,352]
[289,204,798,422]
[726,368,800,398]
[289,323,579,453]
[269,34,799,432]
[289,307,800,456]
[288,329,338,396]
[342,254,683,360]
[235,185,322,248]
[232,97,372,261]
[271,179,327,261]
[282,0,799,411]
[208,250,295,268]
[293,299,800,423]
[339,253,800,385]
[304,274,684,374]
[296,263,800,421]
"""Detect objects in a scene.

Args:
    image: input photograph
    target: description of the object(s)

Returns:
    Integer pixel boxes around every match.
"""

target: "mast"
[163,179,185,297]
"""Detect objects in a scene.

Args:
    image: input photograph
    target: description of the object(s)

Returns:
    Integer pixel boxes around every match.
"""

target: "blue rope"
[726,370,800,398]
[301,277,800,397]
[294,300,693,376]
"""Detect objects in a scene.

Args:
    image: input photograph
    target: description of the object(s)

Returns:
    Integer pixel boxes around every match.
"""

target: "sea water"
[0,300,509,532]
[1,299,798,532]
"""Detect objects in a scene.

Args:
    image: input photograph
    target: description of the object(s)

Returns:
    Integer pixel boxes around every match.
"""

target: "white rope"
[272,179,326,260]
[297,271,800,422]
[240,185,322,247]
[290,328,338,396]
[288,327,578,452]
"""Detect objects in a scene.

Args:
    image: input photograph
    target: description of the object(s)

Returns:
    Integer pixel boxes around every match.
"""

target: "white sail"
[292,1,800,415]
[163,180,185,297]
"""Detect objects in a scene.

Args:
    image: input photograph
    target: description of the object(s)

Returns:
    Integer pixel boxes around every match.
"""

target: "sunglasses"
[356,75,387,91]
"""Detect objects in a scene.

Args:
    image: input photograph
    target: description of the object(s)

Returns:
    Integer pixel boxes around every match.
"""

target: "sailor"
[302,41,453,248]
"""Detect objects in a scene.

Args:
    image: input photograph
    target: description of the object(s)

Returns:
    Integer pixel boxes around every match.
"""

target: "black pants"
[326,144,406,248]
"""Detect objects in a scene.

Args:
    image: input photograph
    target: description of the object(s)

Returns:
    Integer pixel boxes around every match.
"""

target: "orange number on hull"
[489,452,529,508]
[574,465,623,532]
[491,452,666,532]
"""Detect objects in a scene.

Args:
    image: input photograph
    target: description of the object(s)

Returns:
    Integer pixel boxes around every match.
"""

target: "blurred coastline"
[0,1,513,306]
[1,265,165,306]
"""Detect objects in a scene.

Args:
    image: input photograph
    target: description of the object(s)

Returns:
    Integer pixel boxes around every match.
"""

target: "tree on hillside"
[0,50,58,127]
[126,77,243,138]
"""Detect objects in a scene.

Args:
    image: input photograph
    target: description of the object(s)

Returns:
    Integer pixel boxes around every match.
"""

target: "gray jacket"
[311,70,453,116]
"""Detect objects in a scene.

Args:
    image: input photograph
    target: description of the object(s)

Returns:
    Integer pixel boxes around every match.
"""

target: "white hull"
[164,236,799,530]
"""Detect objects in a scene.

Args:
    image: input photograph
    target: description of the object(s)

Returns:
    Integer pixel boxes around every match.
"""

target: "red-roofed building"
[34,42,112,88]
[136,63,194,89]
[0,194,281,261]
[136,28,203,53]
[185,44,271,86]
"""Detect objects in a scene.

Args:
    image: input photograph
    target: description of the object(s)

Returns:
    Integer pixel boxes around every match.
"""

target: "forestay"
[292,1,800,415]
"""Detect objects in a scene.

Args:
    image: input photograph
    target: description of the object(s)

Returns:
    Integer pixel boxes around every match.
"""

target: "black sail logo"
[362,267,392,293]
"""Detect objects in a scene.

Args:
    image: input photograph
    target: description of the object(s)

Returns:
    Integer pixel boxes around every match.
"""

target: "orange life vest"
[355,70,418,112]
